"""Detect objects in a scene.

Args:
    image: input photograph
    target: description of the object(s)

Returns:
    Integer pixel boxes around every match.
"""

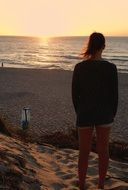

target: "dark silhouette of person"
[72,32,118,190]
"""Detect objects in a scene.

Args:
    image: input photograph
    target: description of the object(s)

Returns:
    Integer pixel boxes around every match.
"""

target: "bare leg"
[78,127,94,190]
[96,126,111,189]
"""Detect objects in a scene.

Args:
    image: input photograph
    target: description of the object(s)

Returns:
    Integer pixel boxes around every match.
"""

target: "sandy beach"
[0,133,128,190]
[0,67,128,144]
[0,67,128,189]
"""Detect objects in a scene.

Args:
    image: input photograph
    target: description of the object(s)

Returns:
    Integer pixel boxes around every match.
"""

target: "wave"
[42,54,80,60]
[62,55,80,60]
[112,55,128,58]
[118,68,128,73]
[37,60,70,64]
[108,58,128,62]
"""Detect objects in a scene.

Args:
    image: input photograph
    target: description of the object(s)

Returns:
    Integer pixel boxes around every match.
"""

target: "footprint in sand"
[58,173,76,180]
[55,152,77,168]
[87,165,98,176]
[59,159,69,164]
[37,145,55,154]
[55,155,63,160]
[50,161,61,172]
[21,150,42,168]
[67,162,77,168]
[51,183,67,190]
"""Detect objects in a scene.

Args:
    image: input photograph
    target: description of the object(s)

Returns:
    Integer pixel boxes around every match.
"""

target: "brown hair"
[82,32,105,59]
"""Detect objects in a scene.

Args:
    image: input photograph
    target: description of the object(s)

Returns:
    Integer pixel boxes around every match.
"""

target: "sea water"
[0,36,128,73]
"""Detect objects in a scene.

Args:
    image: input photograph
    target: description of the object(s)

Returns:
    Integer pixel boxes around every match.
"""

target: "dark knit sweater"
[72,60,118,126]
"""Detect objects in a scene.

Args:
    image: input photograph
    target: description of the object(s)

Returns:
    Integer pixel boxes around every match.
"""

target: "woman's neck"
[88,50,103,61]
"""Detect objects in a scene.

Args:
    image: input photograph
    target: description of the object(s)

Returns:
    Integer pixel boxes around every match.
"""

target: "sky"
[0,0,128,37]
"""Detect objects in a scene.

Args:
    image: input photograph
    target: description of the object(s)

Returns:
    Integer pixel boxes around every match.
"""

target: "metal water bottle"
[21,107,30,130]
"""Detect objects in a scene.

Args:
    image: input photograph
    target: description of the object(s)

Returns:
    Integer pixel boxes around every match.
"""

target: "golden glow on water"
[0,0,128,37]
[39,36,50,43]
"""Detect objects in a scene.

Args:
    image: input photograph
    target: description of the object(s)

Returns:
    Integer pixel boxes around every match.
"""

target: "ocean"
[0,36,128,73]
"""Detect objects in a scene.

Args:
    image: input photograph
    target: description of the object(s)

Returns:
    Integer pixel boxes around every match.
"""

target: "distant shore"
[0,67,128,146]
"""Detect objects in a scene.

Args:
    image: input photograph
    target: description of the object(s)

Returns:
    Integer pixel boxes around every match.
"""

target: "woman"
[72,32,118,190]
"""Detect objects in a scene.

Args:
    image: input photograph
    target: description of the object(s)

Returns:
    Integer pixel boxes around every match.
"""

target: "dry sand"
[0,133,128,190]
[0,67,128,144]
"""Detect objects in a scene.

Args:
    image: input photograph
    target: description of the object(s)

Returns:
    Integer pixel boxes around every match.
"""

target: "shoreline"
[1,64,128,74]
[0,67,128,146]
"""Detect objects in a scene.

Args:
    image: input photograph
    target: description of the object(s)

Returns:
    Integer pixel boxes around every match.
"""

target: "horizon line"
[0,34,128,38]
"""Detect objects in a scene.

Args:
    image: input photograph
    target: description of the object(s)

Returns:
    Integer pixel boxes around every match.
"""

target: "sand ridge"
[0,133,128,189]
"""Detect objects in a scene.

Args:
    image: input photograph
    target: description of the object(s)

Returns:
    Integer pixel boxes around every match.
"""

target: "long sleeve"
[110,65,118,117]
[72,65,80,113]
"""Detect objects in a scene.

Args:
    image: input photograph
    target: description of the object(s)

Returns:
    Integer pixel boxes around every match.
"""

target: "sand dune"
[0,133,128,190]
